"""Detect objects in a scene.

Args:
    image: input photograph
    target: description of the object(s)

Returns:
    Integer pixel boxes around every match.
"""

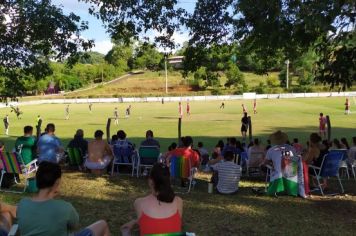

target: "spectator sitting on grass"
[85,130,113,175]
[0,201,17,236]
[15,125,36,164]
[121,163,182,235]
[140,130,160,148]
[37,123,64,163]
[67,129,88,156]
[17,162,110,236]
[211,150,241,195]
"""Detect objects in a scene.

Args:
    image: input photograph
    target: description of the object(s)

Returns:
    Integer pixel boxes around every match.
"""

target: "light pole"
[285,59,290,89]
[165,53,168,94]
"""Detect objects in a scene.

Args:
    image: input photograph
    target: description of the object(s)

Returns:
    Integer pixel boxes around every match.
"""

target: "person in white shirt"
[211,151,241,194]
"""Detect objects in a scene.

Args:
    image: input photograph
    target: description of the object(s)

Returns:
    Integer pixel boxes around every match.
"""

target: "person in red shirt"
[178,102,183,118]
[253,99,257,114]
[168,136,200,168]
[319,113,327,139]
[345,98,351,115]
[121,164,183,236]
[186,101,190,115]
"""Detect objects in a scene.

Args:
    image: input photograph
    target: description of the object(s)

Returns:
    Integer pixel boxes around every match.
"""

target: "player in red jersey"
[345,98,351,115]
[186,100,190,115]
[253,99,257,114]
[319,113,327,139]
[178,102,183,118]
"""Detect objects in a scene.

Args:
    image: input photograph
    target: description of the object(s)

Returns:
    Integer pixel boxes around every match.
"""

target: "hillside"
[64,71,281,98]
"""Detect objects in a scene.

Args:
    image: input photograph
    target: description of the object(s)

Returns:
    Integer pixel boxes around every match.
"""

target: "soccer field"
[1,97,356,236]
[1,97,355,150]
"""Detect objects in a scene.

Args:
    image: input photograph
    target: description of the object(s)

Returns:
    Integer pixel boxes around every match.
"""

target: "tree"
[78,52,105,64]
[186,0,356,88]
[105,41,133,72]
[82,0,186,48]
[133,43,164,70]
[0,0,93,98]
[225,63,245,88]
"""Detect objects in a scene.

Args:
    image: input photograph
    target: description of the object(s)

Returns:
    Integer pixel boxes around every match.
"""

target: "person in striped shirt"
[211,150,241,194]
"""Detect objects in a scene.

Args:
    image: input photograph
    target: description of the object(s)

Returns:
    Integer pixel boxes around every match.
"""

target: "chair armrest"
[308,165,320,170]
[8,224,18,236]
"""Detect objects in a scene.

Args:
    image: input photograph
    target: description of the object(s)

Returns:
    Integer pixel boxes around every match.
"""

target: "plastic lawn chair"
[111,142,135,176]
[309,151,345,196]
[136,146,161,177]
[170,155,197,193]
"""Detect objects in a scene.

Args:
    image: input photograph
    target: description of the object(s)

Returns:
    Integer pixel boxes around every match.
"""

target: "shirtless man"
[85,130,113,175]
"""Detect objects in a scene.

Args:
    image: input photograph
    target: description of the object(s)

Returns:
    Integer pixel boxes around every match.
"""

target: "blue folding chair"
[111,141,135,176]
[309,151,345,196]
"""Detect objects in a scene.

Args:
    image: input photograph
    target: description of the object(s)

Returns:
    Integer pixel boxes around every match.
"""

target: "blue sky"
[52,0,196,54]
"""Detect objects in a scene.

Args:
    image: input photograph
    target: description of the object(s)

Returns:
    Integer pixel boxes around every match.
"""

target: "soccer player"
[220,102,225,109]
[253,99,257,114]
[89,103,93,113]
[125,105,132,118]
[242,104,247,113]
[178,102,183,118]
[114,107,119,125]
[186,101,190,115]
[65,105,69,120]
[319,113,327,139]
[241,112,249,140]
[3,115,9,135]
[36,115,43,138]
[345,98,351,115]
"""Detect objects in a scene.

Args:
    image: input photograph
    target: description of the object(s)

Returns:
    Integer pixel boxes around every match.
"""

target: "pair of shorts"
[75,228,93,236]
[85,156,111,170]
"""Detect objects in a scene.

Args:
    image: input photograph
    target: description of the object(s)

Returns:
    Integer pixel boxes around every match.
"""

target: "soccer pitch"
[1,97,355,150]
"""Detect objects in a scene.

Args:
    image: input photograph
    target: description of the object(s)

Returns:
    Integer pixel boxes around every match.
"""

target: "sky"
[52,0,197,54]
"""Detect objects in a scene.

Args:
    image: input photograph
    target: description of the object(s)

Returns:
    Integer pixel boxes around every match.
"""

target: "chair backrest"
[113,141,133,163]
[67,147,83,166]
[328,149,348,161]
[248,152,265,168]
[139,146,160,165]
[170,155,192,179]
[320,151,345,177]
[0,151,22,174]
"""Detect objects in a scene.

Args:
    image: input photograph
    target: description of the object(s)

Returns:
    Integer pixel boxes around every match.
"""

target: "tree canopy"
[0,0,94,98]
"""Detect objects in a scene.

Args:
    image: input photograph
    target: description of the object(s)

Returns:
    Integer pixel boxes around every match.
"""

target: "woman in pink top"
[121,164,183,235]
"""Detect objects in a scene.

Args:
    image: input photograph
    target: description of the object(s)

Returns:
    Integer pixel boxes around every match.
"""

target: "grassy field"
[1,97,356,149]
[0,97,356,235]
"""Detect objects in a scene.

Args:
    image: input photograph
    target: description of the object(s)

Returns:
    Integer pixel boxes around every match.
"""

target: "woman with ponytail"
[121,163,183,235]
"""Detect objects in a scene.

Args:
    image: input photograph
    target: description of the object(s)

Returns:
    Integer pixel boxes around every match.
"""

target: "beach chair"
[67,147,84,170]
[170,155,197,193]
[309,151,345,196]
[328,149,349,179]
[111,142,135,176]
[136,146,161,177]
[246,152,264,176]
[0,150,38,193]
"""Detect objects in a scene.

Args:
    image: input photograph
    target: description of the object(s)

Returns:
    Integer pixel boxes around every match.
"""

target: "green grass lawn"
[0,97,356,235]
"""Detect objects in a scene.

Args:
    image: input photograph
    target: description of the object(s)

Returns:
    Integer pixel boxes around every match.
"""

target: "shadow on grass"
[1,171,355,236]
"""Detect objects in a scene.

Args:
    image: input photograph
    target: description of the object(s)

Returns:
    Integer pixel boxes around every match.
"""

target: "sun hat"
[269,130,288,145]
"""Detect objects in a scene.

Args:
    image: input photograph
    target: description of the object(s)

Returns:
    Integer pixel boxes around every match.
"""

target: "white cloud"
[91,40,113,55]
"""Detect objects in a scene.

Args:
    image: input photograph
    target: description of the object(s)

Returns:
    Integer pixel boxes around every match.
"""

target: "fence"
[1,91,355,108]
